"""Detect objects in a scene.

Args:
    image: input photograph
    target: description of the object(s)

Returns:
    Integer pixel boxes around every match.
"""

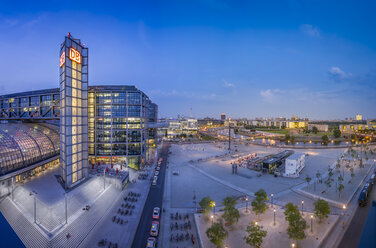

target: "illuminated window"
[72,145,77,154]
[72,172,77,183]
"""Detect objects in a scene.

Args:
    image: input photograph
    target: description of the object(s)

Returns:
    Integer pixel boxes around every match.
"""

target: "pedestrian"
[342,221,345,229]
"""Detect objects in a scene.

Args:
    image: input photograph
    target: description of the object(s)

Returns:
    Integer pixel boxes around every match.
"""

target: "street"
[131,142,170,248]
[338,180,376,248]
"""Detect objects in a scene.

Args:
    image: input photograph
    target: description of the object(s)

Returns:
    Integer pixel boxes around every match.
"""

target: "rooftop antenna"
[190,106,192,118]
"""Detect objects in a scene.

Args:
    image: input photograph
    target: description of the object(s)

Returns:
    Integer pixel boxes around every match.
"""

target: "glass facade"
[59,36,89,188]
[0,123,59,175]
[88,86,152,170]
[0,85,158,173]
[0,89,60,119]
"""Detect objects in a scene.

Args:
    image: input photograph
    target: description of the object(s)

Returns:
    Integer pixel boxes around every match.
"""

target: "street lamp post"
[34,194,36,223]
[271,193,274,208]
[103,168,106,190]
[343,204,346,216]
[245,197,249,213]
[65,192,68,224]
[213,202,216,216]
[11,177,14,201]
[211,215,214,224]
[273,209,276,225]
[30,191,38,224]
[301,200,304,215]
[310,215,313,233]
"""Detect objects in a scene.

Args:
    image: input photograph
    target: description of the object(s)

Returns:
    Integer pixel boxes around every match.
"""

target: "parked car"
[152,207,160,219]
[172,170,179,175]
[150,221,159,236]
[154,171,159,176]
[146,237,157,248]
[156,166,160,171]
[370,174,376,185]
[359,186,369,207]
[152,179,157,186]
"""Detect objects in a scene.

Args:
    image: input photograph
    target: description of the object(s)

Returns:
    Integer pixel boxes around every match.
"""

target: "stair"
[0,197,49,248]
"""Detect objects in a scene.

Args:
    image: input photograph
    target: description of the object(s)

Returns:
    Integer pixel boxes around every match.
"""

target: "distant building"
[261,150,294,172]
[220,113,226,121]
[158,118,198,138]
[340,122,376,132]
[198,118,224,127]
[356,114,363,121]
[284,153,306,178]
[240,117,308,129]
[308,123,329,132]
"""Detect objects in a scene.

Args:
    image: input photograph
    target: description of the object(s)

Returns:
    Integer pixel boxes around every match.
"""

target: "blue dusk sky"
[0,0,375,120]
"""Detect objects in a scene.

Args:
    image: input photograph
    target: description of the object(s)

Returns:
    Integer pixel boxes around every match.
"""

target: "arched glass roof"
[0,123,59,175]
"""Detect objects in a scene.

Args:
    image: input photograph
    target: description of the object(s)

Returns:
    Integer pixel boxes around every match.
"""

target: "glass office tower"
[59,35,89,189]
[88,86,152,170]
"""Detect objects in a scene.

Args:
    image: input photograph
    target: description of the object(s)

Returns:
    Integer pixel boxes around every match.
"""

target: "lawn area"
[256,129,289,135]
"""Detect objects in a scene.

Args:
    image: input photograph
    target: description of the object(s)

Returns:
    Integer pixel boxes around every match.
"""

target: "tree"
[359,159,364,169]
[338,183,344,199]
[316,171,321,183]
[312,126,318,134]
[285,134,291,141]
[322,135,329,144]
[251,189,269,220]
[325,178,332,190]
[305,176,312,189]
[222,207,240,226]
[313,199,330,223]
[284,203,307,243]
[328,167,334,178]
[350,167,355,181]
[336,159,341,172]
[222,196,240,225]
[206,219,228,248]
[333,129,341,138]
[244,222,267,248]
[199,196,215,216]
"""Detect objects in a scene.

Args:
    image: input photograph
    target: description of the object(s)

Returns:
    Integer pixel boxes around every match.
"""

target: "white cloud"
[300,24,321,38]
[328,66,351,79]
[223,79,235,88]
[260,89,278,103]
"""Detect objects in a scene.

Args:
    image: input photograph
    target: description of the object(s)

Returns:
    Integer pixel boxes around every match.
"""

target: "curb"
[318,215,340,248]
[193,214,204,248]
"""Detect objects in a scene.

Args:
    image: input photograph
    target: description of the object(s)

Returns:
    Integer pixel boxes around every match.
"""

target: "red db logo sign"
[69,48,81,64]
[60,51,65,67]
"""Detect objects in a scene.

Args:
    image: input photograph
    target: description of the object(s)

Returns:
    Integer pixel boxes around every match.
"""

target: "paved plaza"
[168,142,345,210]
[163,142,375,248]
[196,206,339,248]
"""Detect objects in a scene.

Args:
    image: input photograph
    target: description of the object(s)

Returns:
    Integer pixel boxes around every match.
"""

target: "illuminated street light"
[310,215,313,233]
[271,193,274,208]
[245,197,249,213]
[273,209,276,225]
[301,200,304,215]
[211,215,214,224]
